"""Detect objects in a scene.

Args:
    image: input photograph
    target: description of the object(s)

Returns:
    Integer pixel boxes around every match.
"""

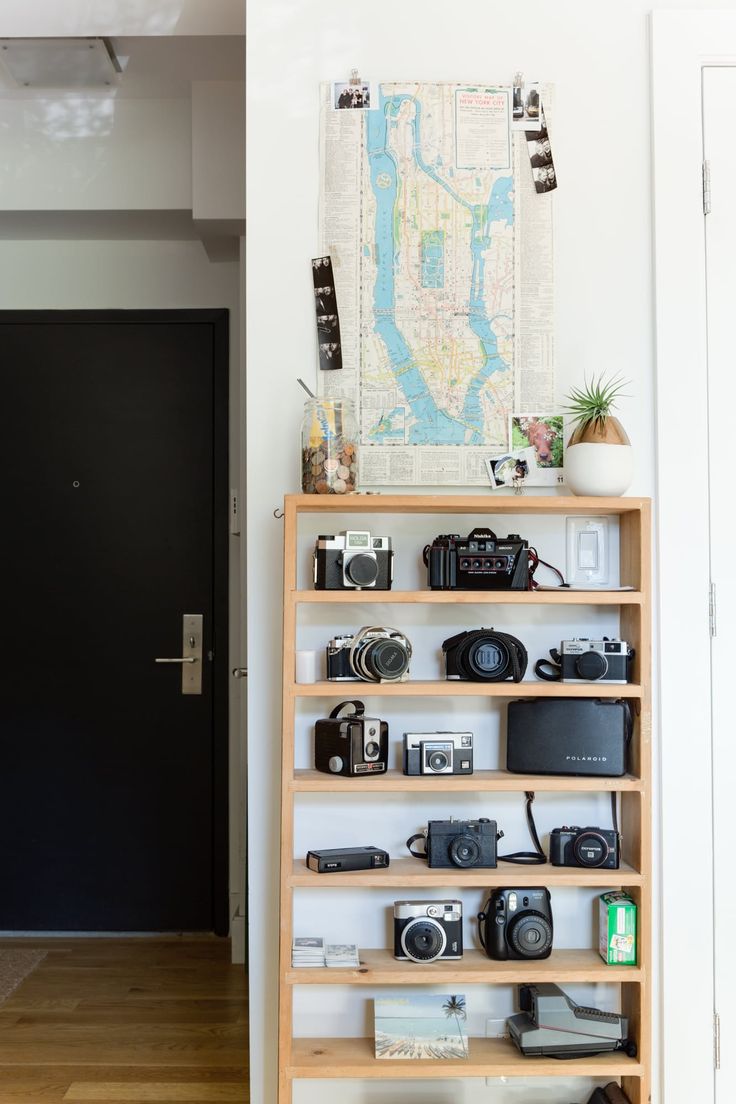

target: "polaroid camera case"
[506,698,628,777]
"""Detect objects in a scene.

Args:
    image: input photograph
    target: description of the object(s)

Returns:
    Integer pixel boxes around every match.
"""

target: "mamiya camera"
[407,818,500,869]
[313,530,393,591]
[326,626,412,683]
[393,899,463,962]
[478,887,553,960]
[549,825,620,869]
[314,700,388,776]
[424,528,529,590]
[536,639,632,684]
[507,983,634,1059]
[443,628,528,682]
[403,732,473,776]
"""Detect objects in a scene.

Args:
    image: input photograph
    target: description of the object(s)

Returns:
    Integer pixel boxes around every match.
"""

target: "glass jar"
[301,398,359,494]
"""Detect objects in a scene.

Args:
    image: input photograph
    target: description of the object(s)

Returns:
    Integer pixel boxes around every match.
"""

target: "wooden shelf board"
[286,493,648,517]
[289,856,643,889]
[285,947,643,985]
[294,589,643,605]
[286,1035,643,1078]
[292,680,643,699]
[290,769,643,793]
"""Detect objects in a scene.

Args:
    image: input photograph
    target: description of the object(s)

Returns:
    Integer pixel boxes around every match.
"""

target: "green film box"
[598,891,637,965]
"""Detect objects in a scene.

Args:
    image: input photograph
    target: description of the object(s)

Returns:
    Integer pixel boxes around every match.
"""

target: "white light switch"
[566,516,610,586]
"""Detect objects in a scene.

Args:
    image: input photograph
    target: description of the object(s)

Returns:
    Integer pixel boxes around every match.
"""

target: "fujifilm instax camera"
[313,530,393,590]
[393,900,463,962]
[403,732,473,776]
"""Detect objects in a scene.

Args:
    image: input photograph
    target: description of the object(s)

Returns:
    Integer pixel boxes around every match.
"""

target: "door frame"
[651,11,736,1101]
[0,307,231,936]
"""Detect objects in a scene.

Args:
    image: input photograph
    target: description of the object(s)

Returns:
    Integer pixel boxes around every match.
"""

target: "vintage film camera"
[402,732,473,776]
[313,530,393,591]
[507,983,635,1059]
[393,899,463,963]
[549,825,620,869]
[535,638,633,684]
[314,700,388,776]
[443,628,528,682]
[424,528,529,591]
[326,626,412,683]
[586,1084,633,1104]
[306,845,389,873]
[478,887,553,960]
[407,817,500,869]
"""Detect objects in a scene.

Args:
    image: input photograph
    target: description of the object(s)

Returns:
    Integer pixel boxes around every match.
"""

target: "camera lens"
[449,834,481,868]
[575,650,608,680]
[401,918,446,962]
[365,741,380,759]
[359,638,410,681]
[572,831,608,867]
[464,635,510,680]
[344,553,379,588]
[427,750,449,772]
[509,912,553,958]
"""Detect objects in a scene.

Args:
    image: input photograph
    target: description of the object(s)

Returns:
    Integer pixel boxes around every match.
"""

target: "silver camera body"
[560,639,630,684]
[403,731,473,776]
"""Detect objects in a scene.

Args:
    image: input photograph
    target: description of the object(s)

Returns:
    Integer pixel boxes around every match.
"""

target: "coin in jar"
[337,464,350,479]
[313,450,325,464]
[323,457,339,474]
[332,478,347,493]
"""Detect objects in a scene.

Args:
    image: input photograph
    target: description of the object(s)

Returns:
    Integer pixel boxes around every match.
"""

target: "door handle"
[155,657,197,664]
[155,614,203,694]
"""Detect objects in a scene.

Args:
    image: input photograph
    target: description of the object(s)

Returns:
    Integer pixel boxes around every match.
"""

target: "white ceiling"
[0,35,244,98]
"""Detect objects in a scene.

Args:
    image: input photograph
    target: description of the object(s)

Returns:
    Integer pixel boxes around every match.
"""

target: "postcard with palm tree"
[374,993,468,1060]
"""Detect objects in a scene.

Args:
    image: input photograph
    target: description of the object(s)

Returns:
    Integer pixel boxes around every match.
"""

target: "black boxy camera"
[393,899,463,962]
[313,530,393,591]
[423,528,529,590]
[443,628,528,682]
[314,700,388,776]
[407,817,500,869]
[478,887,553,960]
[549,825,620,869]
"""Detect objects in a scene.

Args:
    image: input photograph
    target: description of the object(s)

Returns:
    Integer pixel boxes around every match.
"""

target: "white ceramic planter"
[565,442,634,497]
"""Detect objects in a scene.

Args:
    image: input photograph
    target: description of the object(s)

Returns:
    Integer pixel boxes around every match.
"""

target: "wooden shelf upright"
[278,494,652,1104]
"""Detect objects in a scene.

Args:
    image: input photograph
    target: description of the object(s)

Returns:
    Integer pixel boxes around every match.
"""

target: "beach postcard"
[374,993,468,1060]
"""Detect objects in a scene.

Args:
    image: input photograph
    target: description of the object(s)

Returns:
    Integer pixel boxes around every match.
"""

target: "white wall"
[244,0,710,1101]
[192,81,245,220]
[0,0,245,37]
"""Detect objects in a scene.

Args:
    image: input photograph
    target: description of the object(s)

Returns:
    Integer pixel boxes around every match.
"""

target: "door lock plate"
[182,614,203,695]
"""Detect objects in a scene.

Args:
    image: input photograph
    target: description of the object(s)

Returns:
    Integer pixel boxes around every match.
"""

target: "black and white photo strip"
[312,256,343,371]
[526,111,557,193]
[512,79,542,130]
[332,81,373,110]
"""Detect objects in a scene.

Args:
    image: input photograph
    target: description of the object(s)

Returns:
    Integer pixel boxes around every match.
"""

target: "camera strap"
[327,700,365,720]
[406,832,428,859]
[498,791,547,865]
[534,648,562,681]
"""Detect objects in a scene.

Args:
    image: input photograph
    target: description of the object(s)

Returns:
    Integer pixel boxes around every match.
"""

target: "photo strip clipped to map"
[318,81,555,486]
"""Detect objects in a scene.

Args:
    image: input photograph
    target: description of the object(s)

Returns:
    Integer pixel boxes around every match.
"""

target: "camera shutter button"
[328,756,344,773]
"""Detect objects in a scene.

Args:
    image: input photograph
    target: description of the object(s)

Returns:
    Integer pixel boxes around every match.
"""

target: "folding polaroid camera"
[507,983,634,1059]
[506,699,630,777]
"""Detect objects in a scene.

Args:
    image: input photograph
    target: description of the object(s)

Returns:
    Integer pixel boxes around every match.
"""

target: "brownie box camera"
[314,700,388,777]
[506,699,630,777]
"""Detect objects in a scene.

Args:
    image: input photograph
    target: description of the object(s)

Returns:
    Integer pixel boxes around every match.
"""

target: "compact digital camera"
[536,638,632,684]
[313,530,393,591]
[314,700,388,776]
[443,628,528,682]
[393,899,463,962]
[478,887,553,960]
[424,528,529,591]
[407,817,500,869]
[402,732,473,776]
[326,626,412,683]
[549,825,620,869]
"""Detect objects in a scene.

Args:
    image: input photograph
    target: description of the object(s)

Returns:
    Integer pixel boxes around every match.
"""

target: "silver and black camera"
[402,732,473,776]
[535,638,632,684]
[393,899,463,962]
[326,626,412,683]
[313,530,393,590]
[549,825,620,869]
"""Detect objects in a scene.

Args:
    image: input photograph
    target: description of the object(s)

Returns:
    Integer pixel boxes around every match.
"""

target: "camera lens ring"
[359,637,410,682]
[400,917,447,962]
[344,552,379,588]
[449,834,481,868]
[575,650,608,681]
[572,830,609,867]
[462,633,510,681]
[509,911,553,958]
[426,750,449,773]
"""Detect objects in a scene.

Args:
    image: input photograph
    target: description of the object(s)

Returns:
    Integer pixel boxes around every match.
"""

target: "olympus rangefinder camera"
[326,626,411,683]
[313,530,393,591]
[424,528,529,590]
[550,825,620,869]
[393,899,463,962]
[403,732,473,776]
[537,638,632,683]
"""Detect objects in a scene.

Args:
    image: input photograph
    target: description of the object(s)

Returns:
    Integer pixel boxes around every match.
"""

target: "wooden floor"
[0,936,248,1102]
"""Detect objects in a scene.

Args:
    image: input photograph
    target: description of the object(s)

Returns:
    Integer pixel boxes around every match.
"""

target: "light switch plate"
[566,516,610,586]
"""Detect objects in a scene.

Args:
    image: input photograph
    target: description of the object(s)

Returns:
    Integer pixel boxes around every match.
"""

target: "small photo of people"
[511,80,542,131]
[333,81,372,110]
[532,163,557,193]
[526,114,558,193]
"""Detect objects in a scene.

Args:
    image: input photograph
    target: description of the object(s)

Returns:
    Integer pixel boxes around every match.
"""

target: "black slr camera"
[313,530,393,590]
[550,825,620,869]
[407,817,500,869]
[403,731,473,776]
[326,626,412,683]
[443,628,528,682]
[393,899,463,962]
[314,700,388,776]
[478,887,553,960]
[424,528,529,590]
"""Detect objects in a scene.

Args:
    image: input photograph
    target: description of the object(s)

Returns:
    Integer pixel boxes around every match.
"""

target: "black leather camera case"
[506,699,629,777]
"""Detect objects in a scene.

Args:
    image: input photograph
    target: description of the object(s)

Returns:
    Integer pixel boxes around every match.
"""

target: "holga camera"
[403,732,473,776]
[423,527,529,590]
[478,887,553,960]
[550,825,620,869]
[393,899,463,962]
[314,700,388,776]
[443,628,528,682]
[536,638,632,684]
[326,625,412,683]
[407,817,500,869]
[313,530,393,591]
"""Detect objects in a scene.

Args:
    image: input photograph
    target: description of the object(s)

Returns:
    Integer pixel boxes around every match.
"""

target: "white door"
[703,65,736,1102]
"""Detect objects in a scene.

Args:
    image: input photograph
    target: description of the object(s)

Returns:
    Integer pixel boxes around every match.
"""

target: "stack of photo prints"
[292,937,360,969]
[374,994,468,1060]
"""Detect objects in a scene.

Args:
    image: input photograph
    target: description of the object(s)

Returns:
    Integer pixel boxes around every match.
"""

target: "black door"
[0,310,229,933]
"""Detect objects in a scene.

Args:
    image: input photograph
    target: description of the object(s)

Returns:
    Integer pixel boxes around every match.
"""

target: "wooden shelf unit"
[278,493,652,1104]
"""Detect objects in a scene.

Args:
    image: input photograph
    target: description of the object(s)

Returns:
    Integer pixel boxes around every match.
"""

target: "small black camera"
[314,700,388,776]
[424,528,529,590]
[443,628,528,682]
[393,899,463,962]
[313,530,393,591]
[407,817,500,869]
[402,732,473,776]
[478,887,553,960]
[549,825,620,869]
[326,626,412,683]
